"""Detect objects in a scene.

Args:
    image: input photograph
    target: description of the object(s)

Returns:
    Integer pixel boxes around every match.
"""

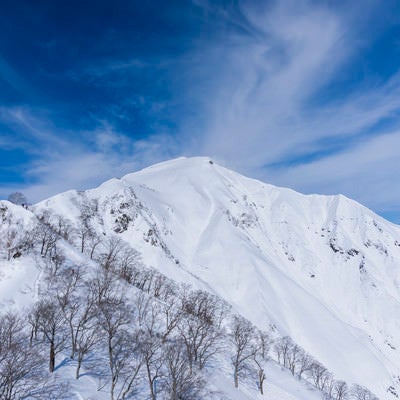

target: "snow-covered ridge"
[3,156,400,398]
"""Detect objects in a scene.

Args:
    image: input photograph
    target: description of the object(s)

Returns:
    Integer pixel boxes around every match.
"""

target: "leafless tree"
[32,298,68,372]
[178,290,226,371]
[351,384,378,400]
[162,340,205,400]
[151,272,176,300]
[134,292,162,337]
[296,349,314,379]
[7,192,27,206]
[178,313,223,372]
[76,198,99,254]
[87,232,103,259]
[35,211,59,258]
[4,220,20,261]
[161,297,182,342]
[181,290,225,326]
[230,315,256,388]
[51,267,99,379]
[322,373,335,399]
[132,268,156,293]
[333,380,348,400]
[142,334,164,400]
[87,268,118,305]
[308,362,330,391]
[77,221,94,254]
[74,310,98,379]
[287,343,302,376]
[97,236,124,271]
[27,305,41,345]
[273,336,293,368]
[252,330,272,395]
[53,266,86,359]
[97,294,133,400]
[54,215,74,241]
[0,312,46,400]
[113,330,143,400]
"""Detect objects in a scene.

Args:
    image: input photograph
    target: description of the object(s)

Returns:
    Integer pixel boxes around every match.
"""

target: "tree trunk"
[70,321,76,359]
[110,378,116,400]
[258,369,265,395]
[49,342,55,372]
[76,354,82,379]
[146,363,156,400]
[234,367,239,388]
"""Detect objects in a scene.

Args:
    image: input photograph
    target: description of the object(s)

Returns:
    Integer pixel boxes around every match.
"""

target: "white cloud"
[2,1,400,221]
[0,107,178,202]
[264,129,400,214]
[175,0,400,218]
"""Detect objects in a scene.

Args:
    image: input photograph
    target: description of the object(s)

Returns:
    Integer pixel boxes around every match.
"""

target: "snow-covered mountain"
[2,156,400,399]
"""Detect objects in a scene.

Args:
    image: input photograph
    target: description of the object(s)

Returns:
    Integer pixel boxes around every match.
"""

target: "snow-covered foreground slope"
[3,156,400,398]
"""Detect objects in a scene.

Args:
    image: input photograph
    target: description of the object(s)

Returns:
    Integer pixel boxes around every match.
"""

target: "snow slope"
[5,156,400,398]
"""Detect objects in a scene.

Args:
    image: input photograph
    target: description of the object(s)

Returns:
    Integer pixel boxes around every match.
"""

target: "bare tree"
[351,384,378,400]
[52,267,100,379]
[76,198,99,254]
[273,336,293,368]
[177,290,226,372]
[252,330,272,395]
[97,294,132,400]
[0,312,46,400]
[308,362,330,391]
[35,213,59,258]
[3,219,21,261]
[333,380,348,400]
[87,232,103,259]
[180,290,226,326]
[142,334,164,400]
[75,311,98,379]
[132,268,156,293]
[287,343,302,376]
[296,349,314,379]
[230,315,256,388]
[322,373,335,399]
[54,266,85,359]
[87,268,118,305]
[160,296,182,342]
[162,340,205,400]
[97,236,124,271]
[113,330,143,400]
[32,299,68,372]
[77,221,93,254]
[7,192,27,206]
[134,292,163,337]
[54,215,74,241]
[0,208,31,261]
[151,272,176,300]
[178,313,223,372]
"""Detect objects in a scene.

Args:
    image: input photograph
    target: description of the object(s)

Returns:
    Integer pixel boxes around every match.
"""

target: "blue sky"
[1,0,400,223]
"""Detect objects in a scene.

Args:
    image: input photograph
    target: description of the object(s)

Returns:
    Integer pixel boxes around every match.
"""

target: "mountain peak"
[3,157,400,398]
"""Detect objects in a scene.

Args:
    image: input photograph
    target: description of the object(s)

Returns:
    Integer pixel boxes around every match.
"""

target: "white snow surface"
[3,157,400,399]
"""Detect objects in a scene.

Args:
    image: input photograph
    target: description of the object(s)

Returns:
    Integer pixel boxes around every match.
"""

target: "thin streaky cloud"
[1,0,400,222]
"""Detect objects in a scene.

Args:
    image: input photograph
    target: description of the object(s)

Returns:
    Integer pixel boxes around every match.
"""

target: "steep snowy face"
[35,157,400,398]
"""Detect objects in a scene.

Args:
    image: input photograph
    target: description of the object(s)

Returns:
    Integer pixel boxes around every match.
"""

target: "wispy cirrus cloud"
[181,1,363,163]
[0,107,178,202]
[2,0,400,222]
[169,0,400,219]
[267,129,400,216]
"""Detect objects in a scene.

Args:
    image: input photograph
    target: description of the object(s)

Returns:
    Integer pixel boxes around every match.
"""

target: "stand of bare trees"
[271,336,378,400]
